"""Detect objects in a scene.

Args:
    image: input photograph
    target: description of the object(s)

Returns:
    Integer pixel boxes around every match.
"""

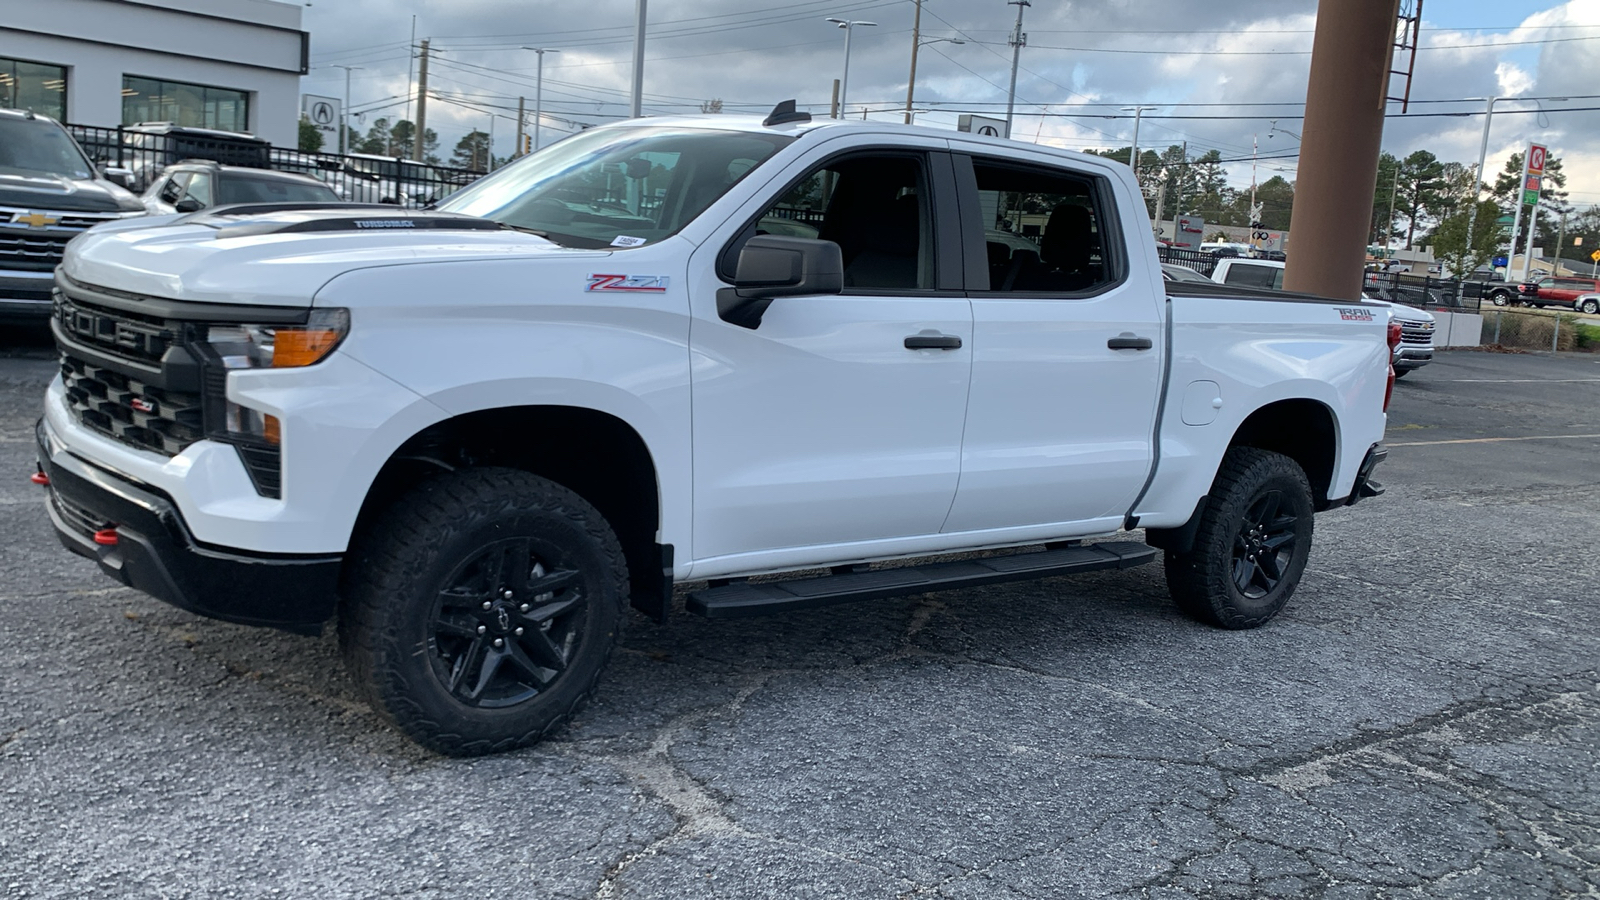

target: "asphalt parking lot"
[1,328,1597,899]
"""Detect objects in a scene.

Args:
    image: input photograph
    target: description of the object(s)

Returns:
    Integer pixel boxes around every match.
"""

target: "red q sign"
[1528,144,1547,175]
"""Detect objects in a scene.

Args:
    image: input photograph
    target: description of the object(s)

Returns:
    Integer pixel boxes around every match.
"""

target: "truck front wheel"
[339,468,628,755]
[1163,447,1314,629]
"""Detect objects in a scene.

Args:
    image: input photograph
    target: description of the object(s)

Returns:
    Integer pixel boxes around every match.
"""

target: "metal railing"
[1362,271,1487,312]
[1156,246,1218,277]
[66,123,486,208]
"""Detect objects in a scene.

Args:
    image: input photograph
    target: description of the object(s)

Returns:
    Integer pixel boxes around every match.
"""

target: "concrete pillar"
[1282,0,1401,301]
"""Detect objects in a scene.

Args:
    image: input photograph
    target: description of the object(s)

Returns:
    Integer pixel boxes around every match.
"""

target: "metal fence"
[1155,246,1218,277]
[67,123,486,208]
[1362,271,1487,312]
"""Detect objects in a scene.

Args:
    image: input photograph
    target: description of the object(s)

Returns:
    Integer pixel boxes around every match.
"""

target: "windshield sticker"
[609,235,648,248]
[587,274,670,293]
[1336,307,1374,321]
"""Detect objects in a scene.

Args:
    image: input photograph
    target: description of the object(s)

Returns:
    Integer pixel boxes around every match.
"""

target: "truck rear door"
[940,149,1164,534]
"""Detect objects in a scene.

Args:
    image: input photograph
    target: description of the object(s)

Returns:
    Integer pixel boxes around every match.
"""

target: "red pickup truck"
[1516,275,1600,311]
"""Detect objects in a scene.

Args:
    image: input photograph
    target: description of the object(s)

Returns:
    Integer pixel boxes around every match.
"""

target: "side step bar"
[686,542,1159,619]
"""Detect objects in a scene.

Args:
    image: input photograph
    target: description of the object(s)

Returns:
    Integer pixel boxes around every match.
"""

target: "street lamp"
[826,18,876,119]
[521,47,559,153]
[905,35,964,125]
[1120,106,1155,178]
[329,64,362,154]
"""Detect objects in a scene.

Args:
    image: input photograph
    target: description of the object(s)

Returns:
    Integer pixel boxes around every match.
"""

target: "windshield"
[218,175,339,205]
[0,118,93,180]
[438,126,792,249]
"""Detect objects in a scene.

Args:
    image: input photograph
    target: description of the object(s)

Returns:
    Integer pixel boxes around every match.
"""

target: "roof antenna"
[763,99,812,127]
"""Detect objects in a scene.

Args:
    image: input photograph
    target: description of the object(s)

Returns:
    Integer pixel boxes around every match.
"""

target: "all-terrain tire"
[1164,447,1314,629]
[339,467,628,755]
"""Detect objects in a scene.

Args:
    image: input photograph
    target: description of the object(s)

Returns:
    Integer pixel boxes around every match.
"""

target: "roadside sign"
[1527,144,1547,175]
[957,114,1007,137]
[1592,249,1600,263]
[300,94,341,141]
[1492,256,1508,267]
[1173,214,1205,250]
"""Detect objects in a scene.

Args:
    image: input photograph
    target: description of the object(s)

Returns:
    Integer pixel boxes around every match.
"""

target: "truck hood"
[0,171,144,213]
[61,206,602,307]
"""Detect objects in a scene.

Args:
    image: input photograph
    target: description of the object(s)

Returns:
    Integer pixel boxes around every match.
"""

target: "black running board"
[686,542,1159,619]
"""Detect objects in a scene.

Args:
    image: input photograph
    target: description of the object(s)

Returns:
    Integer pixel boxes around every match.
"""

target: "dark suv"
[0,109,145,322]
[118,123,272,191]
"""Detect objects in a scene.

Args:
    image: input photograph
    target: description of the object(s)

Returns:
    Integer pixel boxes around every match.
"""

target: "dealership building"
[0,0,306,146]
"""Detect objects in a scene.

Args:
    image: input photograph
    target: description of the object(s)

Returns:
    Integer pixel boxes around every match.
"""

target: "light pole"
[521,47,559,152]
[1003,0,1029,138]
[329,64,362,154]
[905,32,964,124]
[1121,106,1154,178]
[827,18,876,119]
[630,0,646,118]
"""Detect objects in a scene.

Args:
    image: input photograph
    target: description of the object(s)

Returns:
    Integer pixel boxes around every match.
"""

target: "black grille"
[60,355,205,456]
[54,290,179,367]
[0,232,74,271]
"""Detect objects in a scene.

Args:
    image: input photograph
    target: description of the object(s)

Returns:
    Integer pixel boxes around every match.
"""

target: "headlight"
[200,308,349,449]
[204,308,349,369]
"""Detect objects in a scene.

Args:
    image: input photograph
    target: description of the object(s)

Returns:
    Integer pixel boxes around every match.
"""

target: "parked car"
[39,108,1392,755]
[0,108,145,322]
[1210,257,1285,289]
[118,122,271,191]
[1160,262,1211,283]
[1366,300,1435,377]
[141,161,340,215]
[1513,275,1600,310]
[1574,293,1600,316]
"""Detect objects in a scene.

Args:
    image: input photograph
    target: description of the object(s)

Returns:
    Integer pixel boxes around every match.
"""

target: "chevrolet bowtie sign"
[13,212,58,228]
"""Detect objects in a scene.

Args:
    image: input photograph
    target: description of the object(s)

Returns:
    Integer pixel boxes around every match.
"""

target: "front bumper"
[1393,346,1433,371]
[36,417,341,634]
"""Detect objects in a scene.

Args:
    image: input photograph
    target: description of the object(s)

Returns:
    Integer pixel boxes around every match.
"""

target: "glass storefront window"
[0,57,68,120]
[122,76,250,133]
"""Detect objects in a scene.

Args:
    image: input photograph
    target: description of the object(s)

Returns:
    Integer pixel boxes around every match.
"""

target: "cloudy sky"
[298,0,1600,205]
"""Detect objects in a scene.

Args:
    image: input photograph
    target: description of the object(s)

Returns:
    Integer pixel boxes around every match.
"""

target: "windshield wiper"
[498,222,556,241]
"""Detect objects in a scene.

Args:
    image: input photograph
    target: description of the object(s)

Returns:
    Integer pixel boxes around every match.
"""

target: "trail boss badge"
[1336,307,1374,322]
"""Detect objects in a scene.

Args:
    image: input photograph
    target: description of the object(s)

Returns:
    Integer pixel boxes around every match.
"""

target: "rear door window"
[962,157,1120,295]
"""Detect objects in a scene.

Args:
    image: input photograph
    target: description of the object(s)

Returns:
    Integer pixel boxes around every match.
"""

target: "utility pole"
[904,0,922,124]
[330,64,362,155]
[630,0,646,118]
[1003,0,1029,139]
[1553,207,1568,275]
[404,15,416,126]
[412,39,430,162]
[1170,141,1189,223]
[515,96,525,158]
[521,47,559,152]
[1384,163,1400,252]
[1282,0,1401,300]
[830,79,840,119]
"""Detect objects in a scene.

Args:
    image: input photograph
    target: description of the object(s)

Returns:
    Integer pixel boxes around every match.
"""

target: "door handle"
[904,333,963,350]
[1107,333,1154,351]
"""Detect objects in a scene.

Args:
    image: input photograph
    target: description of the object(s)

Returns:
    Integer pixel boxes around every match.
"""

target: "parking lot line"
[1389,433,1600,447]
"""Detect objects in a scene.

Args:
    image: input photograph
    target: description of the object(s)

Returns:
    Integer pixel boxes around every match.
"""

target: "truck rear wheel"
[1163,447,1314,629]
[339,468,628,755]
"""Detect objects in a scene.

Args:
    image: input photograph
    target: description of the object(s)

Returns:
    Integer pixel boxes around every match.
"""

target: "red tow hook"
[93,528,119,547]
[30,471,50,486]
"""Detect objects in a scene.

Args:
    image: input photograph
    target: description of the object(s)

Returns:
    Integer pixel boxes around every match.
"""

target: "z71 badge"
[586,274,670,293]
[1336,307,1374,322]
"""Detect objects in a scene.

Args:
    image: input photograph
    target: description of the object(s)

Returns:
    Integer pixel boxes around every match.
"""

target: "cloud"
[298,0,1599,205]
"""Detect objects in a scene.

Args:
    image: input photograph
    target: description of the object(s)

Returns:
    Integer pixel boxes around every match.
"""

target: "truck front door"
[686,144,972,566]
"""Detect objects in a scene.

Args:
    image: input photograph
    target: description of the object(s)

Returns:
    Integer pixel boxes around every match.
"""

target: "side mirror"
[174,198,203,213]
[717,235,843,329]
[101,165,135,188]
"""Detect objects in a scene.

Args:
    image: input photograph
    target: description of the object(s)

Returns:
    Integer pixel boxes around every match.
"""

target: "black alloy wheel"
[1164,446,1315,629]
[340,468,628,755]
[429,539,585,709]
[1229,490,1299,601]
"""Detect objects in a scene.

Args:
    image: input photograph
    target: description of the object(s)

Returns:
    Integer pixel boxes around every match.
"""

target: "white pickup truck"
[36,104,1392,755]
